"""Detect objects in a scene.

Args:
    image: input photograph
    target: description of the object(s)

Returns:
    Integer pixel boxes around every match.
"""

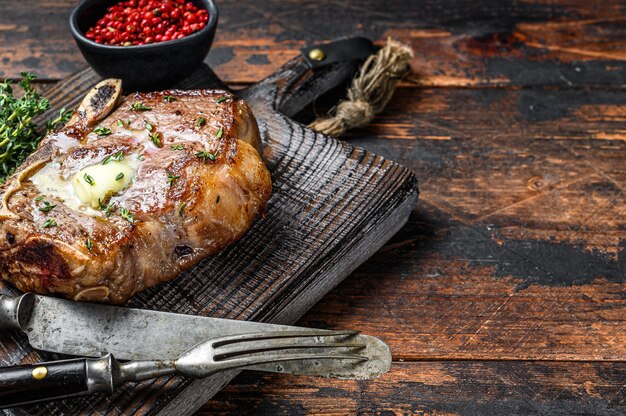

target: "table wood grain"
[1,0,625,415]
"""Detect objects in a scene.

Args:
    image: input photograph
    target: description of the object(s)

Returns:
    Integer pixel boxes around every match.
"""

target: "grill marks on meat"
[0,83,271,304]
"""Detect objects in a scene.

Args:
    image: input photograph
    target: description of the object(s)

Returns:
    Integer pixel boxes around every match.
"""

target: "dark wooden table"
[2,1,625,414]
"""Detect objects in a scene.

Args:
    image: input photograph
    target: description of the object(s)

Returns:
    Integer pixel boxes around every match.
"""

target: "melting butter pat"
[73,161,133,208]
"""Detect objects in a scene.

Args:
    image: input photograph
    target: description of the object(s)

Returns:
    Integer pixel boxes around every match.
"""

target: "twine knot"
[312,100,374,137]
[309,38,414,137]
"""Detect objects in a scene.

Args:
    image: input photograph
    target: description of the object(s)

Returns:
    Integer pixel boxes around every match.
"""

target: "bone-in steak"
[0,80,272,304]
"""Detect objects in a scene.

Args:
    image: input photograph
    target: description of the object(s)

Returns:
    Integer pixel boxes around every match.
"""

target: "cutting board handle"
[242,37,376,118]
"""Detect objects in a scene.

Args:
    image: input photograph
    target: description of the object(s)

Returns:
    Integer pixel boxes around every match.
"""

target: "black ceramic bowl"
[70,0,218,91]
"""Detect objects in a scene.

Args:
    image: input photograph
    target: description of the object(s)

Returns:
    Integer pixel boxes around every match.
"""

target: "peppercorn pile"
[85,0,209,46]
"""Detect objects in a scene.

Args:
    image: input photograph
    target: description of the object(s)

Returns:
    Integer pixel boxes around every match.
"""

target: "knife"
[0,293,391,379]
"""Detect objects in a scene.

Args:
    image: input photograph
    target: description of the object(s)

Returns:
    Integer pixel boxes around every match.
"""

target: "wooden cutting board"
[0,51,418,415]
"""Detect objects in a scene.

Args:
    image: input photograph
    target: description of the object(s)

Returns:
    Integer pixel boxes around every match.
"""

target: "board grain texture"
[1,0,626,415]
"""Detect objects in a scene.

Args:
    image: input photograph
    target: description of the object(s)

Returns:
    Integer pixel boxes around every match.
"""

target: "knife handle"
[0,355,116,408]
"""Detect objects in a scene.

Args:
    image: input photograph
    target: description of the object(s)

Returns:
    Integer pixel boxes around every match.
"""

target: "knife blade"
[0,293,391,379]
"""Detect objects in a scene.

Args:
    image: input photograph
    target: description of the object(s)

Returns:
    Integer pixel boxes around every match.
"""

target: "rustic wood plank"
[293,205,626,362]
[345,87,626,241]
[308,85,626,248]
[283,86,626,361]
[2,0,626,86]
[202,361,626,415]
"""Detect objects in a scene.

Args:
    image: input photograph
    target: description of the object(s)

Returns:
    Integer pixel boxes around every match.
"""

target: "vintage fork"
[0,330,368,407]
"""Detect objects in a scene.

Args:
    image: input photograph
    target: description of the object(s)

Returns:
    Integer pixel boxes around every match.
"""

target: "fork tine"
[217,353,369,371]
[175,331,371,379]
[214,341,367,361]
[211,330,360,348]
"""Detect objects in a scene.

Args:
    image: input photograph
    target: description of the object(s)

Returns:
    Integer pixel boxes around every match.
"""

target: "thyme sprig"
[167,171,180,187]
[195,151,217,163]
[38,201,57,213]
[130,102,151,111]
[84,173,95,186]
[149,132,162,147]
[120,207,135,223]
[94,126,112,136]
[46,108,72,132]
[42,218,57,228]
[0,73,51,183]
[102,150,125,165]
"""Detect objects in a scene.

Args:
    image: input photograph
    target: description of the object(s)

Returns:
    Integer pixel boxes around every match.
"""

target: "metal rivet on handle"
[32,366,48,380]
[308,48,326,61]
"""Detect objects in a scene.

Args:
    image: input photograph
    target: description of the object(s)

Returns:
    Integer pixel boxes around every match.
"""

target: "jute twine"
[309,38,414,137]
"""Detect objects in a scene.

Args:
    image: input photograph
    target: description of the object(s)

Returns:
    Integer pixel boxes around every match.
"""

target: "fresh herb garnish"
[115,172,124,181]
[179,202,186,217]
[46,108,72,133]
[38,201,57,213]
[84,173,95,186]
[114,151,125,161]
[149,132,162,147]
[216,96,227,104]
[0,73,57,183]
[94,126,112,136]
[167,171,180,187]
[42,218,57,228]
[195,151,217,163]
[196,117,205,127]
[35,195,44,202]
[138,154,145,161]
[130,102,151,112]
[120,207,135,223]
[117,120,125,127]
[145,122,153,131]
[102,150,124,165]
[86,238,94,252]
[163,95,176,102]
[99,200,114,218]
[216,127,223,139]
[171,144,185,150]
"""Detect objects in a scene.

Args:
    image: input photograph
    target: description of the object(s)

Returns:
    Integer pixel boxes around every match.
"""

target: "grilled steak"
[0,79,272,304]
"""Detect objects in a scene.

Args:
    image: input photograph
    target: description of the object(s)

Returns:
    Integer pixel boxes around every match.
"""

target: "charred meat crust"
[14,242,72,281]
[90,84,116,112]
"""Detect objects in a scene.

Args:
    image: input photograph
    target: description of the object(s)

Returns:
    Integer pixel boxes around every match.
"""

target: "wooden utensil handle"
[0,356,115,408]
